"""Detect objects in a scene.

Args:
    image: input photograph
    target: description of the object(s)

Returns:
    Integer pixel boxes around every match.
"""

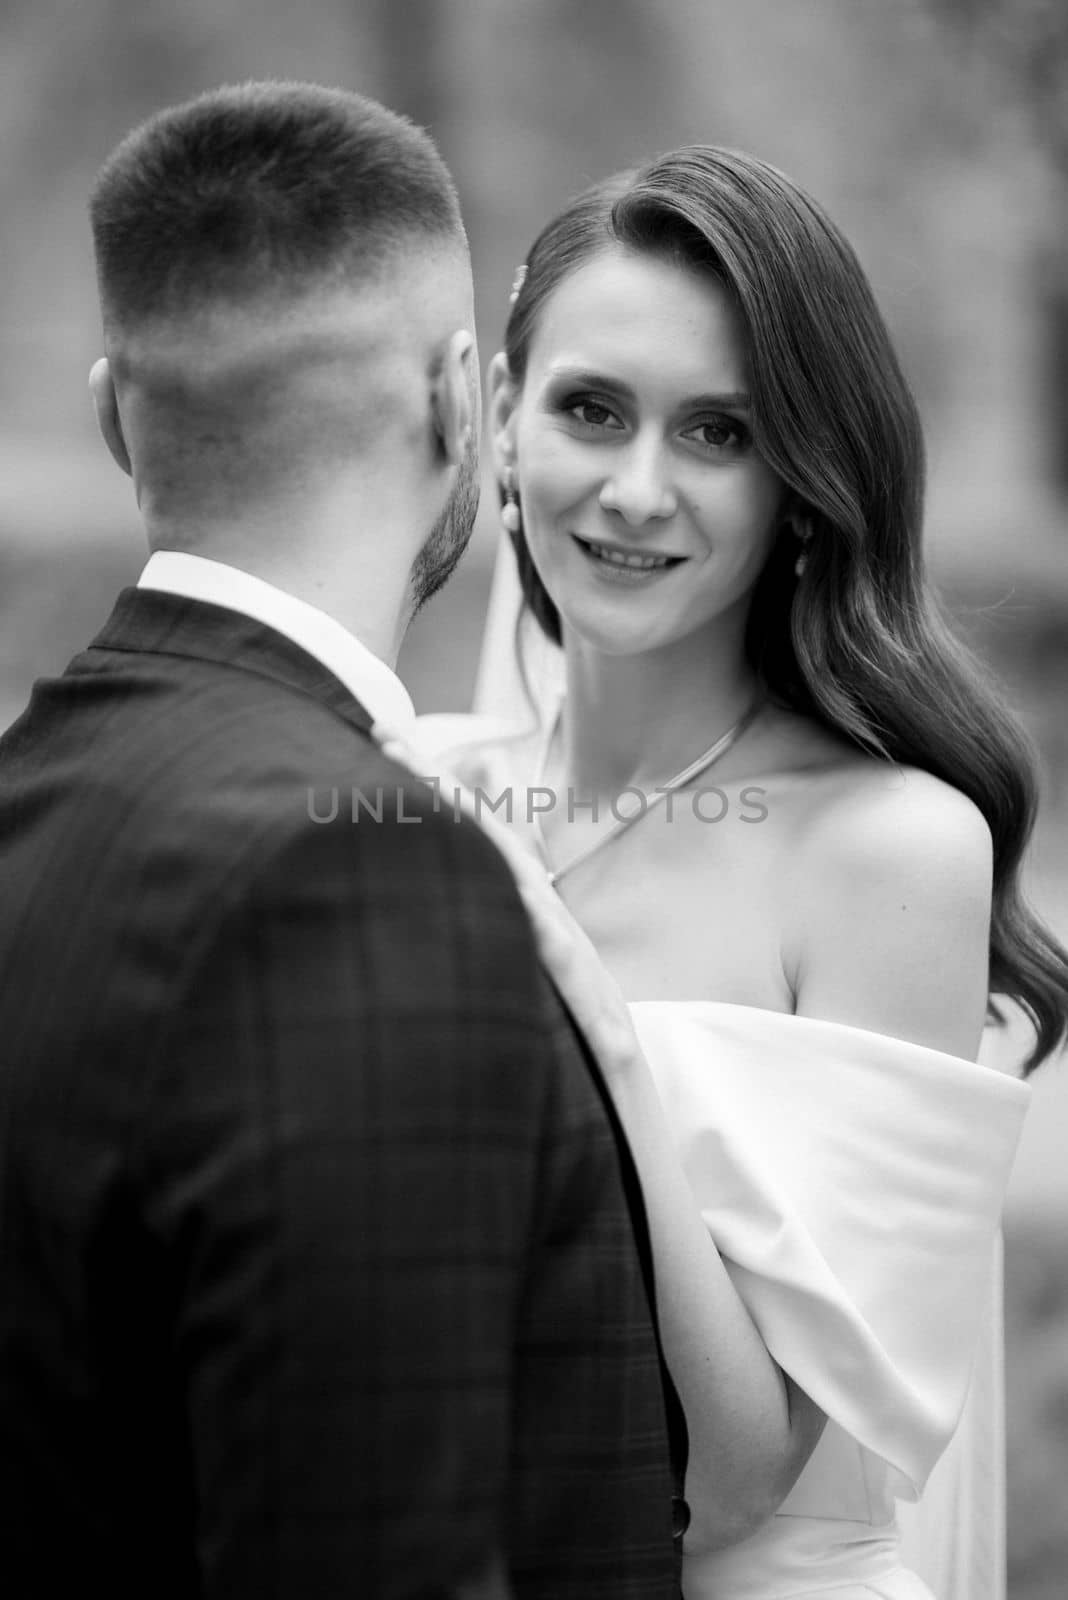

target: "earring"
[501,466,522,534]
[793,522,812,579]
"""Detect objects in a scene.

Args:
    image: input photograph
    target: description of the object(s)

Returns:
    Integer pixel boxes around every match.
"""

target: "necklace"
[533,696,763,888]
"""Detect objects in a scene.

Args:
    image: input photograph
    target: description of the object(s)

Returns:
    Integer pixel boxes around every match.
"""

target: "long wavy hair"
[502,145,1068,1072]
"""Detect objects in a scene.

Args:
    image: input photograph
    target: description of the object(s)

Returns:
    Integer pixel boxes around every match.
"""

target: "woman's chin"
[555,603,675,659]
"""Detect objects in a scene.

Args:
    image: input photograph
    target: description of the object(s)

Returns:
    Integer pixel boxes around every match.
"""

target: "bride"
[406,146,1068,1598]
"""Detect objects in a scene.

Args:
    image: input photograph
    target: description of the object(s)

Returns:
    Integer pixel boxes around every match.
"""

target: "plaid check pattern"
[0,589,683,1599]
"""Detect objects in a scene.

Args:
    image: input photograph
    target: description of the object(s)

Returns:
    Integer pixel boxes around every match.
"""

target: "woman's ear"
[487,351,520,478]
[779,489,812,533]
[88,358,133,477]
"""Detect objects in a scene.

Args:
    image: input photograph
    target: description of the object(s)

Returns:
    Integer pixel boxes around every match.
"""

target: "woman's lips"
[572,534,687,572]
[572,534,688,577]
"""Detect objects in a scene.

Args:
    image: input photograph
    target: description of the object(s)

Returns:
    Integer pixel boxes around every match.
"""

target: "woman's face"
[492,245,785,658]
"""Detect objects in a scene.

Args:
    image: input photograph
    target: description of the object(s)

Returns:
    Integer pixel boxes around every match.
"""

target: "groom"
[0,85,685,1598]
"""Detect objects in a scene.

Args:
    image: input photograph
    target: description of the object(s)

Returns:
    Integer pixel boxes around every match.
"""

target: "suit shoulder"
[277,774,538,948]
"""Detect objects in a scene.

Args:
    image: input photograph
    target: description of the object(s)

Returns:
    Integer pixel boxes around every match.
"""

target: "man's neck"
[144,499,417,667]
[138,549,417,731]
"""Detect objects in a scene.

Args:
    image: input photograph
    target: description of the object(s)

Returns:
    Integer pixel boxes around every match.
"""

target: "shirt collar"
[137,550,416,735]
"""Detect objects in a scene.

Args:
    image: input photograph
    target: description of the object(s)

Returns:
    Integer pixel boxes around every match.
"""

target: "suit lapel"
[88,587,376,739]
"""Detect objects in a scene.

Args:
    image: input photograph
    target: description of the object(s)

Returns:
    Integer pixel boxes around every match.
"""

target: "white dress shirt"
[138,550,416,734]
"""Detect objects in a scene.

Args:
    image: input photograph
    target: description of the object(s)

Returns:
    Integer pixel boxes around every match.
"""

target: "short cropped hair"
[90,81,467,330]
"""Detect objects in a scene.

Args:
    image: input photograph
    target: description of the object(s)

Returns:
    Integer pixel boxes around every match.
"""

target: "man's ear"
[430,329,477,467]
[487,351,520,478]
[89,357,132,477]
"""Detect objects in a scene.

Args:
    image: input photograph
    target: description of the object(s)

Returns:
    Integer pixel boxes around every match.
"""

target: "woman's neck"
[557,622,761,800]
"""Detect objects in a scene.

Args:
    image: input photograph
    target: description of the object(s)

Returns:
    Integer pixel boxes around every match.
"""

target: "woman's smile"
[572,532,690,582]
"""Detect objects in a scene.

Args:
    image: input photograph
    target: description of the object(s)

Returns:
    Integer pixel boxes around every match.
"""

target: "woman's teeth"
[580,538,680,570]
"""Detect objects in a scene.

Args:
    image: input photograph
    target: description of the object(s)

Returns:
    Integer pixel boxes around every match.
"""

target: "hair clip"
[509,263,528,306]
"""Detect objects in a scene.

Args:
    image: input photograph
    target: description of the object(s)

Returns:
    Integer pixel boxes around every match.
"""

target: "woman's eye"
[684,416,749,451]
[567,398,622,429]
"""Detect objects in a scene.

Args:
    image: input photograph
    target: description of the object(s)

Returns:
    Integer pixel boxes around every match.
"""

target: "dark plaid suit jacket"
[0,587,685,1599]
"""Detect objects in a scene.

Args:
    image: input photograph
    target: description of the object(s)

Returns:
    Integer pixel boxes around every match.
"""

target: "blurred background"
[1,0,1064,1590]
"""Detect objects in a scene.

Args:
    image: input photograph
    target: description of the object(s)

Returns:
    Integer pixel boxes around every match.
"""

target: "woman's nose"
[598,436,677,525]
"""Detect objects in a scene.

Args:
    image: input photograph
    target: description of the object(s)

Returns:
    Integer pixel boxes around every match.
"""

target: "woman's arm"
[510,853,828,1547]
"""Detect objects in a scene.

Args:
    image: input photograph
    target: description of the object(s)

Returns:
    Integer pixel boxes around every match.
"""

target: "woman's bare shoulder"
[763,714,993,1055]
[800,752,991,893]
[753,705,992,879]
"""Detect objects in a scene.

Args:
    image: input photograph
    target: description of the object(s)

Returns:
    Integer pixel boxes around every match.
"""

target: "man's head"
[89,82,481,646]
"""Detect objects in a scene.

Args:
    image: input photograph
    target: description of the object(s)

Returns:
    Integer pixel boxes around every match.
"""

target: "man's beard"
[409,432,481,614]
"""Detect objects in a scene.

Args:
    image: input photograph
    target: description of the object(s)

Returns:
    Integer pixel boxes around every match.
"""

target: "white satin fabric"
[627,1002,1029,1599]
[894,1231,1009,1600]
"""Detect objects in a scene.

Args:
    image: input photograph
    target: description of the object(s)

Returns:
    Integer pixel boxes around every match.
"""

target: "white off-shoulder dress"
[408,714,1032,1600]
[628,1002,1029,1600]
